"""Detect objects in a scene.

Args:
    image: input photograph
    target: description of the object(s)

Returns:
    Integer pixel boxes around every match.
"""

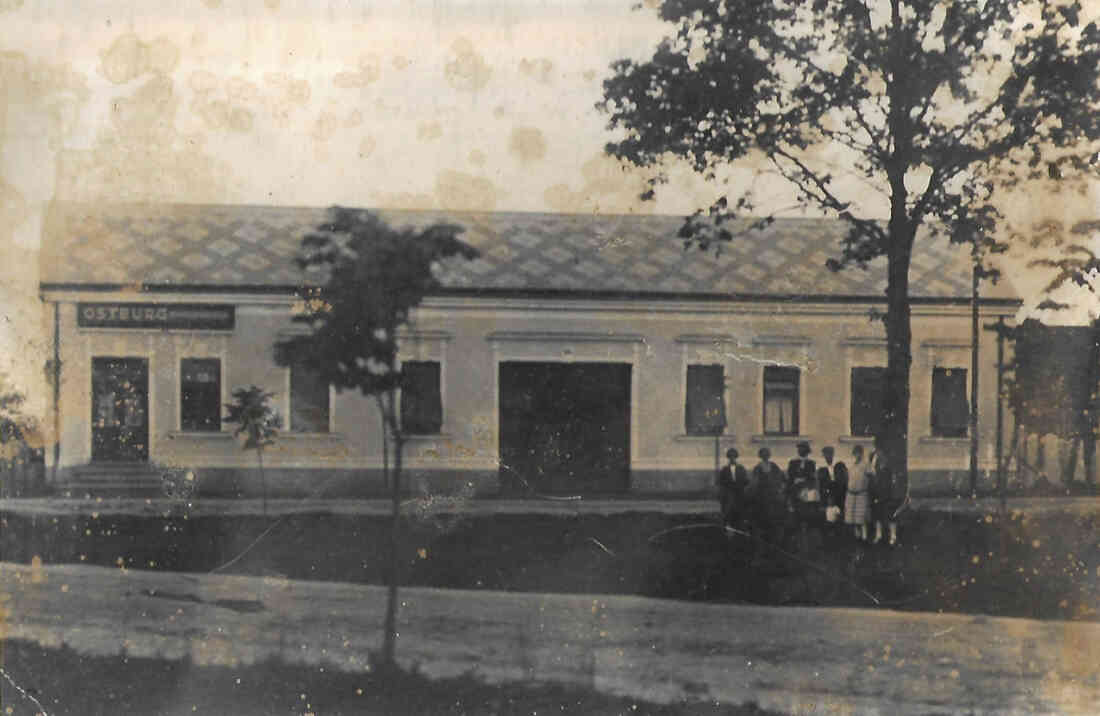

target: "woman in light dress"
[844,444,871,541]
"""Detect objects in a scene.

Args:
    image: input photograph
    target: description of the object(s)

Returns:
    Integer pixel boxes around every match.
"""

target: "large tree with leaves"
[275,207,477,668]
[600,0,1100,478]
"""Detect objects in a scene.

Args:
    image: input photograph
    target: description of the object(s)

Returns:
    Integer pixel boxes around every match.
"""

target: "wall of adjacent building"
[45,292,1017,496]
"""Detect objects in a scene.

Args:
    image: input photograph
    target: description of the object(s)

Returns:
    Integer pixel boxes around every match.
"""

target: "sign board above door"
[78,303,235,331]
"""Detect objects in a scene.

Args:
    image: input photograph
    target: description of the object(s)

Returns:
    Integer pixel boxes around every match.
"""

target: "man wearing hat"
[716,448,748,529]
[787,440,820,530]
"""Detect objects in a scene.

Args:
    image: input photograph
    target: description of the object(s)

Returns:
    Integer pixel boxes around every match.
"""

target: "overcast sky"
[1,0,1099,421]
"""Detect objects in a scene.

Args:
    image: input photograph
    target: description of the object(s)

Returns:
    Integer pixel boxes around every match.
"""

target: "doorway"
[91,357,149,462]
[499,361,631,494]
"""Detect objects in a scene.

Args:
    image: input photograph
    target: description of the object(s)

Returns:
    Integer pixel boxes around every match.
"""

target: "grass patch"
[3,507,1098,621]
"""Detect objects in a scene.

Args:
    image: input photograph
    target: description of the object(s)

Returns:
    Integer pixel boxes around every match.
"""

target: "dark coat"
[869,451,909,520]
[717,463,748,523]
[786,457,817,502]
[818,461,848,512]
[750,461,786,513]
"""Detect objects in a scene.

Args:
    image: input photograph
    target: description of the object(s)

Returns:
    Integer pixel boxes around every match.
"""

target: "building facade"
[39,202,1020,497]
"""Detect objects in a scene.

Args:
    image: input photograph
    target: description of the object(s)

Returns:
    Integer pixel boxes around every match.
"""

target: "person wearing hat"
[817,446,848,537]
[751,446,786,544]
[787,440,820,530]
[716,447,748,529]
[869,442,908,546]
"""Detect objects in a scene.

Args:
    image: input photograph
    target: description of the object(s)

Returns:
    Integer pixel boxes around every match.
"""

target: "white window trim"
[283,364,335,436]
[675,335,736,439]
[923,340,971,439]
[930,365,971,439]
[396,330,451,436]
[175,345,228,434]
[750,335,814,438]
[841,337,888,442]
[761,364,803,437]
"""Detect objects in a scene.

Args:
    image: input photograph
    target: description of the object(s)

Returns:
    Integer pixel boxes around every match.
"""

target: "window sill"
[837,435,876,443]
[402,432,453,442]
[674,434,730,442]
[751,434,814,443]
[166,431,234,440]
[919,435,970,445]
[279,431,345,440]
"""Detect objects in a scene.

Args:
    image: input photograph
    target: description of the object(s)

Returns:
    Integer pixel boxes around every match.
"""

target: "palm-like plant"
[224,386,279,515]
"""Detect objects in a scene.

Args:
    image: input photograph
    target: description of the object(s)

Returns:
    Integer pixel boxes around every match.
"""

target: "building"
[39,202,1020,497]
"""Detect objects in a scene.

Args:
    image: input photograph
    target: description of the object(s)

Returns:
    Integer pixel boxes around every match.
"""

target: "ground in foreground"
[0,639,779,716]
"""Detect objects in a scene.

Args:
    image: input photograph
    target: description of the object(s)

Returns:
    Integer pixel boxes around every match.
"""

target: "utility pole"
[969,262,980,496]
[983,317,1007,512]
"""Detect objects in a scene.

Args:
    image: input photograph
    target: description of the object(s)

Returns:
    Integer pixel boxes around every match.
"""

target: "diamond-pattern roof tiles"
[39,202,1019,301]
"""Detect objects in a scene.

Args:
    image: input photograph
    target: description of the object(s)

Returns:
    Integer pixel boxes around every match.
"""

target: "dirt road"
[3,561,1098,714]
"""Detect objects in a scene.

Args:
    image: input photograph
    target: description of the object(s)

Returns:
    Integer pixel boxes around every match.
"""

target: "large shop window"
[400,361,443,435]
[850,367,886,437]
[180,358,221,432]
[931,367,969,438]
[289,364,330,433]
[685,364,726,435]
[763,366,800,435]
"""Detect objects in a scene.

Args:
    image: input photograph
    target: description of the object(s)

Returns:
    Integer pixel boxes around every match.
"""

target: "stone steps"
[62,463,164,497]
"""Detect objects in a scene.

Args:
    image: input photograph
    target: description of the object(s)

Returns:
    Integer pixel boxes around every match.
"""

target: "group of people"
[717,440,909,548]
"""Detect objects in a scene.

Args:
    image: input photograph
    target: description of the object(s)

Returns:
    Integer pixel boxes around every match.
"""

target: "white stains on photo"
[1,0,1100,714]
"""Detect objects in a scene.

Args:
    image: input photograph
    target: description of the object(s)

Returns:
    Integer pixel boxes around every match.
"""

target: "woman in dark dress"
[869,445,908,546]
[716,448,748,528]
[750,447,787,544]
[817,445,848,533]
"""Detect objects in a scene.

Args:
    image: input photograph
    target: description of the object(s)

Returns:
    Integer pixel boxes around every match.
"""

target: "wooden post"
[52,301,61,487]
[984,317,1007,511]
[969,263,980,495]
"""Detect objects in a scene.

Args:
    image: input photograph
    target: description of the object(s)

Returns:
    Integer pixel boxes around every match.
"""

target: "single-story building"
[38,201,1020,497]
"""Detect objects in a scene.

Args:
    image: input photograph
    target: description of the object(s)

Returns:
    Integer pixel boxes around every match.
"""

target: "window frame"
[286,363,333,434]
[178,357,223,433]
[762,365,800,436]
[399,360,444,436]
[930,366,969,438]
[849,366,887,438]
[684,363,727,436]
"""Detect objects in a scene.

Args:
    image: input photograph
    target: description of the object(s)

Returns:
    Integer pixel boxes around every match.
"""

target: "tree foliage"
[273,206,477,668]
[0,382,33,445]
[223,385,280,514]
[601,0,1100,474]
[1006,319,1098,439]
[274,207,476,405]
[224,386,279,451]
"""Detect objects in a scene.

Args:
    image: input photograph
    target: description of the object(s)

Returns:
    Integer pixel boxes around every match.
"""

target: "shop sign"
[78,303,235,331]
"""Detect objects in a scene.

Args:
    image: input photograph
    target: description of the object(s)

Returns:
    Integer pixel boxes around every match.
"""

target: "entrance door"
[499,362,631,494]
[91,357,149,462]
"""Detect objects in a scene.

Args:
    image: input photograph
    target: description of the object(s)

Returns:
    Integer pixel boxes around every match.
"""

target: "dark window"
[685,364,726,435]
[401,361,443,435]
[289,364,330,433]
[931,367,969,437]
[763,366,799,435]
[850,367,887,437]
[180,358,221,432]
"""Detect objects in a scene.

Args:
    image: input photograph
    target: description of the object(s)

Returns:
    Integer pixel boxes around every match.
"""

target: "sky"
[1,0,1098,426]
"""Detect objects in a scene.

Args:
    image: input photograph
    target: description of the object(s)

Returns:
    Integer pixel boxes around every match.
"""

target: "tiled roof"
[39,202,1019,301]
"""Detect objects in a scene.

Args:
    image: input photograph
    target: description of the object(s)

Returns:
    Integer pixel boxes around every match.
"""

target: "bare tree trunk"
[1063,437,1080,486]
[381,394,404,667]
[257,447,267,517]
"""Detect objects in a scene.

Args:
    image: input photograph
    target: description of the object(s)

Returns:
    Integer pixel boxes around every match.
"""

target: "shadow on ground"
[3,507,1097,621]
